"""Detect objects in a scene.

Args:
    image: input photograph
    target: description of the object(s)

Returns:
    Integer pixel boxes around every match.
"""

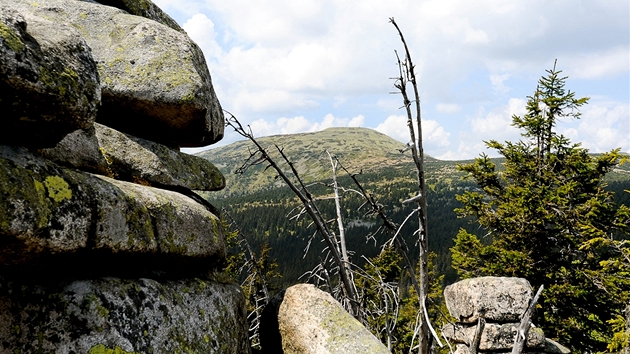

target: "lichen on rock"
[278,284,390,354]
[0,5,100,147]
[0,277,249,353]
[5,0,223,148]
[0,146,226,270]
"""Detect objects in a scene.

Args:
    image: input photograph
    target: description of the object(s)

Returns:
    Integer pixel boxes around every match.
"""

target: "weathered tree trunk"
[390,17,430,353]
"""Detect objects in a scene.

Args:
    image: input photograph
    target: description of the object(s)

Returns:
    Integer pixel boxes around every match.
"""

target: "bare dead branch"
[512,285,544,354]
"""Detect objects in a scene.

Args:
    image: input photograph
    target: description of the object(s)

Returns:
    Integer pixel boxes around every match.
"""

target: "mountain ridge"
[197,127,450,199]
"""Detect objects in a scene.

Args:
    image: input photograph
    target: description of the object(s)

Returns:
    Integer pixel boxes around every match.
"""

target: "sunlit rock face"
[3,0,223,148]
[277,284,390,354]
[442,277,571,353]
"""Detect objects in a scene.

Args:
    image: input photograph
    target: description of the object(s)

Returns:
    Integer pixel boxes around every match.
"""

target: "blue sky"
[157,0,630,160]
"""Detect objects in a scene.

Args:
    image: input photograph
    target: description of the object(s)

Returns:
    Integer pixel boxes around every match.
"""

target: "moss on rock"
[0,146,225,270]
[0,277,249,353]
[0,21,24,52]
[0,5,100,147]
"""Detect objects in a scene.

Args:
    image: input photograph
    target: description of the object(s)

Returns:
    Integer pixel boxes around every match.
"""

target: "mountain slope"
[198,127,448,199]
[196,127,630,284]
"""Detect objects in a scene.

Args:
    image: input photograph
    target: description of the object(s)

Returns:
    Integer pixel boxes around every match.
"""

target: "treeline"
[216,165,481,286]
[214,161,630,288]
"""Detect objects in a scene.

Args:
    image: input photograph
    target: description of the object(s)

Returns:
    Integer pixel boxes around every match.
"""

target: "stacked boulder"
[442,277,570,354]
[0,0,249,352]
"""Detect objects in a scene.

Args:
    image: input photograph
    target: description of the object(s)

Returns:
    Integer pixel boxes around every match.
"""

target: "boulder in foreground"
[278,284,390,354]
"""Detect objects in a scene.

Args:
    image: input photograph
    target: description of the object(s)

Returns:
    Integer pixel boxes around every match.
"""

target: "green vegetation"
[199,93,629,352]
[451,63,630,352]
[200,129,629,287]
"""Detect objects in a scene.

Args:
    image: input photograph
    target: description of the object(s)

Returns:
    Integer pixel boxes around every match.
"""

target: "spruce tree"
[451,61,630,352]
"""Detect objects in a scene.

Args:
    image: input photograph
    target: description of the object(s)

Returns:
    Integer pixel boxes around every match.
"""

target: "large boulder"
[444,277,533,324]
[38,123,225,191]
[0,7,100,147]
[4,0,224,148]
[278,284,389,354]
[0,146,225,273]
[442,322,545,350]
[0,277,249,353]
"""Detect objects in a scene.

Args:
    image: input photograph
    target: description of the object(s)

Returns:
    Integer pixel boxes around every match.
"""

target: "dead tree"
[225,113,362,321]
[390,17,431,353]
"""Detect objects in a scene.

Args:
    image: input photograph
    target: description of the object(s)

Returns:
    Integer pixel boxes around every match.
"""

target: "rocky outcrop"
[0,146,225,269]
[3,0,223,148]
[0,7,100,147]
[0,0,245,352]
[38,123,225,191]
[0,277,249,353]
[442,322,545,351]
[278,284,390,354]
[444,276,533,324]
[442,277,570,353]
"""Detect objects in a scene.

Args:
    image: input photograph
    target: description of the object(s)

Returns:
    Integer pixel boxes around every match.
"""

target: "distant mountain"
[196,127,630,285]
[197,127,454,199]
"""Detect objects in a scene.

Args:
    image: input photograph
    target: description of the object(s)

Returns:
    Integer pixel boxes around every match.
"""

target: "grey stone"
[442,322,545,350]
[0,146,225,269]
[37,123,225,191]
[444,277,533,324]
[278,284,389,354]
[0,6,100,147]
[6,0,224,148]
[34,124,112,176]
[545,338,571,353]
[0,277,250,353]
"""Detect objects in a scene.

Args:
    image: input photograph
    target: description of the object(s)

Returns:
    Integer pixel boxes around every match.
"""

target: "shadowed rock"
[0,277,249,353]
[37,123,225,191]
[0,7,100,147]
[442,322,545,350]
[0,146,225,271]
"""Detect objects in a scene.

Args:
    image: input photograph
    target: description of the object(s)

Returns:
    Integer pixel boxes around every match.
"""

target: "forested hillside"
[197,127,630,285]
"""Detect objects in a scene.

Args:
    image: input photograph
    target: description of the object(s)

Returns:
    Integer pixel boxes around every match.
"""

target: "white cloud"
[436,103,461,114]
[247,114,367,137]
[375,115,411,143]
[348,115,365,127]
[562,46,630,80]
[563,100,630,152]
[374,115,450,148]
[471,98,524,137]
[172,0,628,160]
[183,13,222,60]
[435,98,526,160]
[490,73,510,94]
[465,27,489,44]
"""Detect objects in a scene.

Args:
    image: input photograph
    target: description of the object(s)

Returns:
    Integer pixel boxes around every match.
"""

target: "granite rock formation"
[443,277,570,354]
[0,0,246,352]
